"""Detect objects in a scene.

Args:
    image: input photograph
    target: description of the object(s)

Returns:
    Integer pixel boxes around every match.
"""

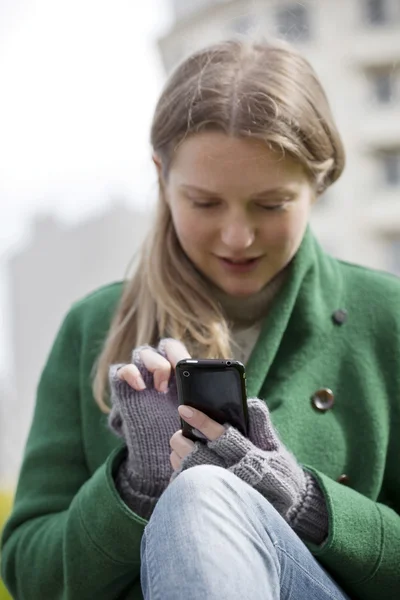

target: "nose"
[220,214,255,251]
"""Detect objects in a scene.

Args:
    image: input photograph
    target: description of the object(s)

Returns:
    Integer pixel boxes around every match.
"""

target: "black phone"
[175,359,249,443]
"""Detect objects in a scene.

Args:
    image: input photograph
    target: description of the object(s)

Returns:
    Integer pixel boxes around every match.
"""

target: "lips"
[219,257,260,264]
[216,255,263,273]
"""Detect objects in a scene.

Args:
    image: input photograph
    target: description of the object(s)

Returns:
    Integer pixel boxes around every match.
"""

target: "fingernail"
[180,405,194,418]
[136,376,146,390]
[159,380,169,394]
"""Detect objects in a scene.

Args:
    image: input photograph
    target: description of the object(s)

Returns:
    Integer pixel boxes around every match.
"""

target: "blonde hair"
[92,38,345,412]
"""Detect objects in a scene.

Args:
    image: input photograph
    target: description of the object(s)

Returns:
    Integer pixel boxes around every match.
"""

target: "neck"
[210,266,290,327]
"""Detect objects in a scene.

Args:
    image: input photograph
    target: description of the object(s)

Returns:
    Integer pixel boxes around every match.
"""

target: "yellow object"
[0,491,13,529]
[0,579,11,600]
[0,490,14,600]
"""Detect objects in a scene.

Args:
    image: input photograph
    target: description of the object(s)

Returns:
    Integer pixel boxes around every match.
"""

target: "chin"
[221,281,265,297]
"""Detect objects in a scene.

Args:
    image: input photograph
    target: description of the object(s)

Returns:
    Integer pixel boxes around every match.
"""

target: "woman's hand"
[169,398,310,523]
[116,338,190,391]
[115,337,228,476]
[108,338,192,519]
[170,406,226,471]
[170,399,329,546]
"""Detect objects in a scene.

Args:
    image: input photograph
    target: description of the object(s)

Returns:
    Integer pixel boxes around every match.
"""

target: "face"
[159,131,316,297]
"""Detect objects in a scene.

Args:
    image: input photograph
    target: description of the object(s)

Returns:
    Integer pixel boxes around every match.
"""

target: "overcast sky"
[0,0,173,375]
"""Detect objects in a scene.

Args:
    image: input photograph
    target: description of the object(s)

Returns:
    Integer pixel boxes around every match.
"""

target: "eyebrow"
[179,184,296,199]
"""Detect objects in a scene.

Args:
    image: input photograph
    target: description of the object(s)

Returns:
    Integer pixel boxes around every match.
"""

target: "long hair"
[92,38,345,411]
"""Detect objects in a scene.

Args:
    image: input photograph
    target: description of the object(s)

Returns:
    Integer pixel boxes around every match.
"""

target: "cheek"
[172,210,212,252]
[259,209,308,252]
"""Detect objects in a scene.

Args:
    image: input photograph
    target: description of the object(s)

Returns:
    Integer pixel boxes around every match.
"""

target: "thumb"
[247,398,280,451]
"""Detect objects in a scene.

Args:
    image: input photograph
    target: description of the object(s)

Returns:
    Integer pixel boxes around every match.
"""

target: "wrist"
[115,466,158,520]
[289,470,329,545]
[208,426,254,466]
[114,457,169,517]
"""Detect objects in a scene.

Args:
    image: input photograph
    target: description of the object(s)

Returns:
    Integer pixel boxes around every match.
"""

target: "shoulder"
[71,281,124,317]
[37,282,125,379]
[334,259,400,335]
[337,259,400,306]
[60,281,125,342]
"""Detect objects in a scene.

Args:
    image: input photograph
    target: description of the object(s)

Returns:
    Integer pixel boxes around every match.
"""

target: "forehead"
[168,131,306,192]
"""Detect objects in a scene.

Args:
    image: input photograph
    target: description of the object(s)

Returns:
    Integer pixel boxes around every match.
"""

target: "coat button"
[332,309,348,325]
[311,388,335,412]
[337,474,350,485]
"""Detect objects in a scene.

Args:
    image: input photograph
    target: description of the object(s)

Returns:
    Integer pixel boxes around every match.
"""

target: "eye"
[258,203,286,211]
[191,200,220,209]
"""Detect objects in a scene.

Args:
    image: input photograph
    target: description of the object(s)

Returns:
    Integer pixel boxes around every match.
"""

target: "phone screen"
[176,361,248,440]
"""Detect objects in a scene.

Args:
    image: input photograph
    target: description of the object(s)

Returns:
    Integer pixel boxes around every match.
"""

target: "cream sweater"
[211,268,289,364]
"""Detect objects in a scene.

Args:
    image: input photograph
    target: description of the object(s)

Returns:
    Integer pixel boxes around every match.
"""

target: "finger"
[247,398,279,451]
[117,364,146,391]
[178,406,226,441]
[159,339,191,370]
[139,348,172,393]
[170,450,182,471]
[170,430,195,459]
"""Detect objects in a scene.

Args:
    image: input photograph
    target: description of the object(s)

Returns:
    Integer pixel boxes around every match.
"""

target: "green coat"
[1,229,400,600]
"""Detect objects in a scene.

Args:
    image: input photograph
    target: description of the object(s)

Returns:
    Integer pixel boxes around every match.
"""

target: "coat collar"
[245,227,345,398]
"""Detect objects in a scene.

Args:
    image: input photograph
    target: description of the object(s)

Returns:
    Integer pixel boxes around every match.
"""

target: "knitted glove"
[108,341,181,519]
[178,398,329,545]
[169,443,227,484]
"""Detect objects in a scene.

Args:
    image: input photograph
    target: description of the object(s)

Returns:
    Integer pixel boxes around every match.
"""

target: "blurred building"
[4,202,150,482]
[0,377,18,489]
[158,0,400,274]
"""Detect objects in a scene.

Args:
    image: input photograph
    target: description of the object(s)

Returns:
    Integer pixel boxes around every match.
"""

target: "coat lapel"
[245,228,344,398]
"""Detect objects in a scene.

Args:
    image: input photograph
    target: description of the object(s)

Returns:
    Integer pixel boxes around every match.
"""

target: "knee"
[163,465,291,537]
[153,465,236,513]
[169,464,231,499]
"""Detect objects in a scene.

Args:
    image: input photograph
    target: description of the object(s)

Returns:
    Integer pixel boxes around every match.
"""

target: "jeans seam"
[274,543,346,600]
[142,528,159,600]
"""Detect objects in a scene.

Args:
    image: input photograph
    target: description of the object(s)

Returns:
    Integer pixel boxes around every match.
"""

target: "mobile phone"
[175,359,249,443]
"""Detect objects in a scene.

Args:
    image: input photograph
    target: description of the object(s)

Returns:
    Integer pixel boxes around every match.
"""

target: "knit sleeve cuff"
[290,470,329,546]
[113,457,162,521]
[114,460,159,521]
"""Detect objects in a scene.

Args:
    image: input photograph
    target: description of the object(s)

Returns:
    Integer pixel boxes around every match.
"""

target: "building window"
[372,71,393,103]
[363,0,389,26]
[379,150,400,186]
[367,66,399,104]
[276,4,311,43]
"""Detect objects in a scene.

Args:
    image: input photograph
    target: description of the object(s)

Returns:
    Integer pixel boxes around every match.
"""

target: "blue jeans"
[141,465,350,600]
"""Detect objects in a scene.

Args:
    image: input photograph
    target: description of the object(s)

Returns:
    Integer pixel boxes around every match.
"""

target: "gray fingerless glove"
[179,398,329,545]
[108,342,181,520]
[170,442,227,484]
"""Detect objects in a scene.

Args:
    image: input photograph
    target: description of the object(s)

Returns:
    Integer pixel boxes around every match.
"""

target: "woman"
[1,39,399,600]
